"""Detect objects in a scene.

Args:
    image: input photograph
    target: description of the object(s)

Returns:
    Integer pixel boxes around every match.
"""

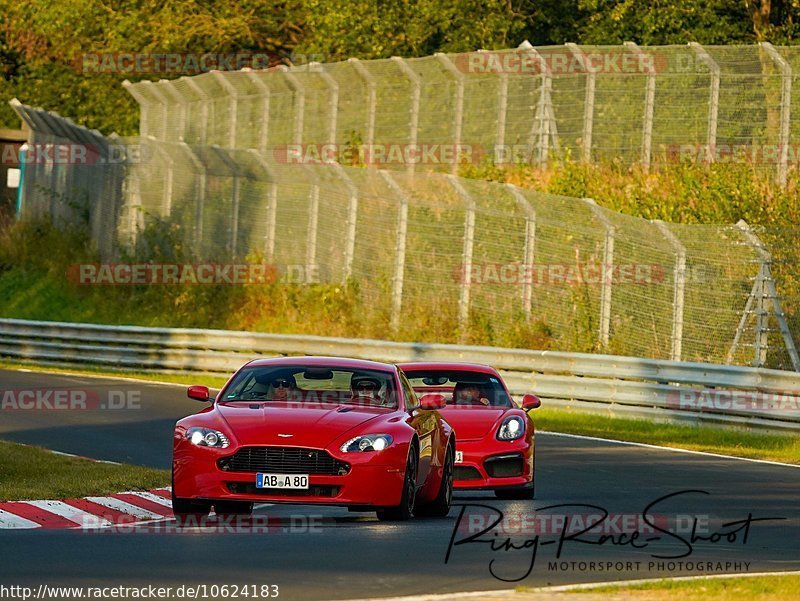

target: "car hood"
[215,402,388,448]
[439,406,508,441]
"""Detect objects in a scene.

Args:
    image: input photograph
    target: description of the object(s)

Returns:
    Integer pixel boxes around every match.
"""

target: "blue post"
[15,143,27,219]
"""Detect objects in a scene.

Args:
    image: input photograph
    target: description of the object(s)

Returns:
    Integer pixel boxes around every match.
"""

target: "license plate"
[256,473,309,489]
[455,451,463,464]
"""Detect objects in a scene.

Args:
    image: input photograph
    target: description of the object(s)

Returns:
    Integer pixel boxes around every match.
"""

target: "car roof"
[245,356,397,373]
[397,362,500,376]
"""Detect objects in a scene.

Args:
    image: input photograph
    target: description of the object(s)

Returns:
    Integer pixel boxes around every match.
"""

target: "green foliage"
[5,1,800,133]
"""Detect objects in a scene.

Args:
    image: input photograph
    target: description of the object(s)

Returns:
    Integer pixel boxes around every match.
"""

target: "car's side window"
[398,371,419,410]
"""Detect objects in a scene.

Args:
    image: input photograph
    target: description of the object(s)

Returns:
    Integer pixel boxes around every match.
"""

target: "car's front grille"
[226,482,340,497]
[454,466,483,481]
[218,447,350,475]
[484,453,524,478]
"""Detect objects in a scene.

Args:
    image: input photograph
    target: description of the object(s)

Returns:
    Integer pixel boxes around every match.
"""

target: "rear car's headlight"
[340,434,393,452]
[186,427,230,448]
[497,416,525,441]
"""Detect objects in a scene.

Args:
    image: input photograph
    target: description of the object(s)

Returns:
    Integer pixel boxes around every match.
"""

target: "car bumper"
[453,436,534,490]
[173,444,406,508]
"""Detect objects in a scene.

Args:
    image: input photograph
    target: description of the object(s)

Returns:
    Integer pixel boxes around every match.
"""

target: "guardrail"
[1,318,799,432]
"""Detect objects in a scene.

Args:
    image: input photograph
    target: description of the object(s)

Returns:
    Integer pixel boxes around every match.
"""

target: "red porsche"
[398,362,540,500]
[172,357,455,521]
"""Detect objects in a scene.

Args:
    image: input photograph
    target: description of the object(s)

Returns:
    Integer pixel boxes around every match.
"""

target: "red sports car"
[172,356,455,521]
[398,362,540,500]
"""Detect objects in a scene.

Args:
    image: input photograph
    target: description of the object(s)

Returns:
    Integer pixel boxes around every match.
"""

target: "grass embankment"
[0,439,168,502]
[565,574,800,600]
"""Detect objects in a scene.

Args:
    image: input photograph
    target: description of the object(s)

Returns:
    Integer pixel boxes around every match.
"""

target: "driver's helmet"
[351,376,382,403]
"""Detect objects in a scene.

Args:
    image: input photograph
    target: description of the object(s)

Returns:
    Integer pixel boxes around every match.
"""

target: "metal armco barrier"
[1,318,799,432]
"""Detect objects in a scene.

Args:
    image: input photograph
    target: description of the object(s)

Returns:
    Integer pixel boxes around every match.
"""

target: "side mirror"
[521,394,541,411]
[187,385,213,403]
[419,393,447,410]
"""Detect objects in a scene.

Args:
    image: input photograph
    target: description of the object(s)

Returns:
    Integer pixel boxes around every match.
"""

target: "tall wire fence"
[125,43,800,185]
[9,43,800,371]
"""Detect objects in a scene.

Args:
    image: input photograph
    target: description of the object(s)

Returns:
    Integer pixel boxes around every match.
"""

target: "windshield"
[221,365,399,408]
[403,369,513,408]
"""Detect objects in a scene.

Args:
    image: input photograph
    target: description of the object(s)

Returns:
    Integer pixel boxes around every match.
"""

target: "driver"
[350,376,383,405]
[452,381,491,406]
[270,374,300,402]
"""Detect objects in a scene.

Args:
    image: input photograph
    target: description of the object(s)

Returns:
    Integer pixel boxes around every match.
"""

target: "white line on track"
[123,491,173,508]
[83,497,165,521]
[25,500,113,528]
[0,509,41,529]
[539,430,800,469]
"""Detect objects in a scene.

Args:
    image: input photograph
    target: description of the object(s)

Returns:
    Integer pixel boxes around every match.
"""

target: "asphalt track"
[0,368,799,600]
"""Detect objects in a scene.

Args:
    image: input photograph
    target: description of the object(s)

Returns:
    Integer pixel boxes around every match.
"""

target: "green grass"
[534,407,800,464]
[0,440,169,502]
[566,575,800,600]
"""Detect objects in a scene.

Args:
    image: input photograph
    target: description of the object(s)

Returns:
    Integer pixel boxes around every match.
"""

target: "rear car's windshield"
[403,370,513,408]
[221,365,398,408]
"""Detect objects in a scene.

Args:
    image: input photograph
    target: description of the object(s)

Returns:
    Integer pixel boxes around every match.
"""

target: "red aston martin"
[398,362,540,500]
[172,356,455,521]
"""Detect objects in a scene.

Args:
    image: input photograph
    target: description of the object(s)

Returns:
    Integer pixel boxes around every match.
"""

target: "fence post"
[392,57,421,176]
[212,72,239,148]
[314,65,339,145]
[447,175,476,337]
[137,81,172,142]
[180,143,206,257]
[159,82,187,142]
[760,42,792,187]
[653,220,686,361]
[280,66,305,146]
[122,81,150,139]
[331,163,359,281]
[624,42,655,171]
[147,136,174,217]
[247,149,278,263]
[379,171,409,332]
[435,53,465,174]
[211,145,241,257]
[584,198,615,347]
[688,43,720,162]
[246,72,271,152]
[518,42,553,166]
[348,58,376,148]
[566,43,595,162]
[304,168,320,284]
[505,184,537,318]
[183,77,210,145]
[735,220,800,370]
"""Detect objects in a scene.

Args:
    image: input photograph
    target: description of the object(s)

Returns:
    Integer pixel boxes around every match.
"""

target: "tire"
[376,444,418,522]
[214,501,254,519]
[171,495,212,524]
[171,470,211,524]
[494,485,534,500]
[416,444,454,518]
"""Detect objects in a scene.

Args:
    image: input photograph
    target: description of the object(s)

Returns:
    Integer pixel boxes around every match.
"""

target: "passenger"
[452,381,491,406]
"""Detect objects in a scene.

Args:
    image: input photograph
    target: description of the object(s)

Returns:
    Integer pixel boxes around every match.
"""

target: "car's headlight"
[497,416,525,441]
[340,434,393,452]
[186,427,230,448]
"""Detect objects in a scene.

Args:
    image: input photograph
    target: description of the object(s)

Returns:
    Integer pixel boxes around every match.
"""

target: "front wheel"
[416,444,454,517]
[172,495,212,524]
[376,444,418,522]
